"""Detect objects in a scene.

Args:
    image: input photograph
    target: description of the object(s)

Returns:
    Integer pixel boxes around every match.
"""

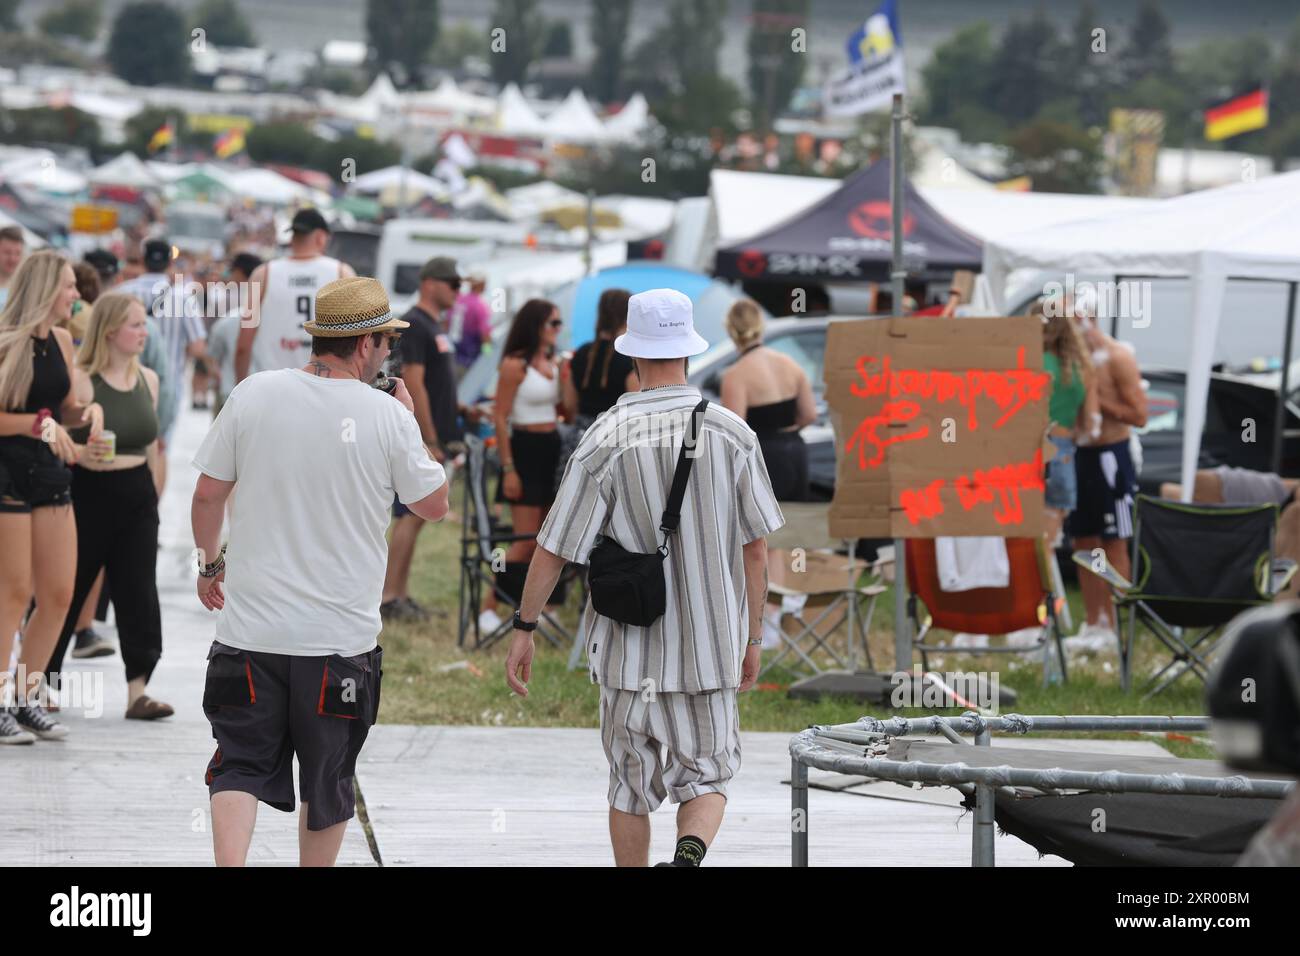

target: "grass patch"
[379,482,1214,758]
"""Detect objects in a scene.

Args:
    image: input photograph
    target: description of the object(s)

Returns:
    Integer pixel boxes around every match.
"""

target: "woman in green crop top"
[42,294,173,720]
[1031,299,1099,546]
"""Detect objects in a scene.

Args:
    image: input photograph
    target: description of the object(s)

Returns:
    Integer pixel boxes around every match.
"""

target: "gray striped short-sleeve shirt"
[536,385,784,693]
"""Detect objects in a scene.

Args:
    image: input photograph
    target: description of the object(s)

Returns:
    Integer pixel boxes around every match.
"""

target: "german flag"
[1205,88,1268,142]
[147,122,174,154]
[213,128,246,159]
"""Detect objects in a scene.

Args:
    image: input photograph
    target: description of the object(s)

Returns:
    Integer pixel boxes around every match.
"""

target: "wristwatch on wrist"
[512,610,538,632]
[747,638,763,647]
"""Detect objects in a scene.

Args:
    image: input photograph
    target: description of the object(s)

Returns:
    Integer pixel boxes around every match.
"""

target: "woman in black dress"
[562,288,637,428]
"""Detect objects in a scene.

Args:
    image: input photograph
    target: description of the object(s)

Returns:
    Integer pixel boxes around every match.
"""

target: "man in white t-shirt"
[191,276,448,867]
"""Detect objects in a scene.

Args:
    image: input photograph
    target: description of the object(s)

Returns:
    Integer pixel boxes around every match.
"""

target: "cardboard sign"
[825,315,1050,537]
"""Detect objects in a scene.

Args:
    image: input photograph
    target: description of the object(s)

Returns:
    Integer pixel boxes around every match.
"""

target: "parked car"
[1133,368,1300,495]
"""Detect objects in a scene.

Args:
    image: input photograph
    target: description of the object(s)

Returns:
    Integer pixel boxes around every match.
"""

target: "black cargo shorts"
[202,640,383,831]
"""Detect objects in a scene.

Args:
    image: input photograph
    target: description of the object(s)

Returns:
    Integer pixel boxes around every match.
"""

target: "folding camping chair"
[756,502,889,679]
[457,434,580,651]
[1073,495,1297,697]
[906,537,1067,685]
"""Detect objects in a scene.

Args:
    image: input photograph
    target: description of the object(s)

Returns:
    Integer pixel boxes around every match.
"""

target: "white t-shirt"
[192,368,445,656]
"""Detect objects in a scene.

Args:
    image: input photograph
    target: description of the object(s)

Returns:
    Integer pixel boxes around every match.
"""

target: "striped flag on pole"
[1205,87,1268,142]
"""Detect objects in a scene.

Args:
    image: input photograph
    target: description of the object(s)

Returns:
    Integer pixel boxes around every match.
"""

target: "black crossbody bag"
[587,399,708,627]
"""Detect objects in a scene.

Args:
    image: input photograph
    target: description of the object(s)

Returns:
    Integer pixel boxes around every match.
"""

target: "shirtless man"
[1068,295,1148,642]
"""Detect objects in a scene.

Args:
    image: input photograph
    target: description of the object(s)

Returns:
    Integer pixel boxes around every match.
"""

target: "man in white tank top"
[235,208,354,381]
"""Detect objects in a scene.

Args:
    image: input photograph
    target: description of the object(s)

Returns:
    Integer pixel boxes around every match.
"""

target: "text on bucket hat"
[303,276,410,338]
[614,288,709,360]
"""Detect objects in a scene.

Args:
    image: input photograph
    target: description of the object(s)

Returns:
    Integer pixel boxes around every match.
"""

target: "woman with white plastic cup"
[45,294,172,720]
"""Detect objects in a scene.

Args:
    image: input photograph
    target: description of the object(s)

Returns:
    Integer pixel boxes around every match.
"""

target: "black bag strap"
[658,399,708,548]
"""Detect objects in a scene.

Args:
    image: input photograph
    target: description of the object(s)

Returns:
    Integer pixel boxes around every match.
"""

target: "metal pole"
[845,537,857,671]
[1271,282,1297,475]
[791,756,809,867]
[584,189,595,275]
[972,724,995,867]
[889,92,910,674]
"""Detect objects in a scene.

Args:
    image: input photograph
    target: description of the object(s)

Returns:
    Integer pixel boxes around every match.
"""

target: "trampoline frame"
[789,713,1296,867]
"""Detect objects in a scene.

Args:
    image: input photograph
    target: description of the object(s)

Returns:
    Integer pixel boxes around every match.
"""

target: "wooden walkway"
[0,400,1172,866]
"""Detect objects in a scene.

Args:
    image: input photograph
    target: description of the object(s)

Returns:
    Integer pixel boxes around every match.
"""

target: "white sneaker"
[1002,627,1042,649]
[1064,624,1117,653]
[478,609,504,634]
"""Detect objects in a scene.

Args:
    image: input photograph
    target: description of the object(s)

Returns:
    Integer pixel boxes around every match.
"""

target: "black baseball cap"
[290,207,331,235]
[418,256,461,285]
[143,239,172,272]
[83,248,119,280]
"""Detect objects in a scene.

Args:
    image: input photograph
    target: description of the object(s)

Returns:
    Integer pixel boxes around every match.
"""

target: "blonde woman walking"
[43,294,171,719]
[0,251,102,743]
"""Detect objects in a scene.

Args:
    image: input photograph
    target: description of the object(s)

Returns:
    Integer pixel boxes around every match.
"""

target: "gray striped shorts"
[599,686,742,815]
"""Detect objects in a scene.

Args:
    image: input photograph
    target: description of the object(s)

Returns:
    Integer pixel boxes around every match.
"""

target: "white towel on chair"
[935,536,1009,592]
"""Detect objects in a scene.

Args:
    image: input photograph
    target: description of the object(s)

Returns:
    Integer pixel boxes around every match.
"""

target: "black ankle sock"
[673,835,707,866]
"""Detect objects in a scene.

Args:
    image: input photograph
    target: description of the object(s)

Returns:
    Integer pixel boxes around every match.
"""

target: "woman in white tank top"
[480,299,566,629]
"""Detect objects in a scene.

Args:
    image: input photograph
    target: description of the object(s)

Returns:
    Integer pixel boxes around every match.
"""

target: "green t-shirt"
[1044,352,1086,429]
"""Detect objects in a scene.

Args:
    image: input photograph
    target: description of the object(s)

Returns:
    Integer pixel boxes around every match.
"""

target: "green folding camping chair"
[1073,495,1297,697]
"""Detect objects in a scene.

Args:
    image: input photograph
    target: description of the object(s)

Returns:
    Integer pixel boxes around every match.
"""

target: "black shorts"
[0,437,72,513]
[1067,439,1138,540]
[496,428,559,507]
[202,641,383,831]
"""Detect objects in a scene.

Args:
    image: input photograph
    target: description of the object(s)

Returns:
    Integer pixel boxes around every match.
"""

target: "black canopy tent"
[714,161,984,284]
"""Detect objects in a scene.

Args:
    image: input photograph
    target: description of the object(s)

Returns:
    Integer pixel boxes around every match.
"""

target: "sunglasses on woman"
[547,318,563,329]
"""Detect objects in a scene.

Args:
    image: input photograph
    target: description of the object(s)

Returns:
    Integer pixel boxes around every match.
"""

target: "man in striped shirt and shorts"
[506,288,783,867]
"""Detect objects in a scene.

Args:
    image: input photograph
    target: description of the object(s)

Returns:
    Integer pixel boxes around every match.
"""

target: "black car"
[1132,368,1300,495]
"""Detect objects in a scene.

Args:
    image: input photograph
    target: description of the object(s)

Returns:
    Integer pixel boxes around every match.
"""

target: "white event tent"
[982,169,1300,497]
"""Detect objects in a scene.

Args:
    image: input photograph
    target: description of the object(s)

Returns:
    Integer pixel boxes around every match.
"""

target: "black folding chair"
[1073,495,1297,697]
[457,434,579,651]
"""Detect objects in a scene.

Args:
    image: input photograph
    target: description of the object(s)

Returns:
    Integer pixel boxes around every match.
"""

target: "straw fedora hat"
[303,276,410,337]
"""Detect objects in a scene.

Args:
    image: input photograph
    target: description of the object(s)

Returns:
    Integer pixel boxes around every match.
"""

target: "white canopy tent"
[89,151,160,189]
[982,169,1300,498]
[226,167,324,206]
[603,92,650,143]
[542,89,608,144]
[349,165,447,201]
[496,83,548,139]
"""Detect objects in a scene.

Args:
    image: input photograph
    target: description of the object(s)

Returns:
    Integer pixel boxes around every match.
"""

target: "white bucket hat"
[614,288,710,359]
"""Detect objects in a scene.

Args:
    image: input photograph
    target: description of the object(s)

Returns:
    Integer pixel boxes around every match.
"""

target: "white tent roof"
[603,92,650,142]
[503,181,587,221]
[226,167,321,205]
[7,162,85,194]
[358,73,401,110]
[919,187,1158,246]
[542,88,608,144]
[68,90,143,122]
[89,151,160,188]
[710,167,1160,249]
[349,165,447,200]
[709,169,839,246]
[983,169,1300,497]
[408,76,497,117]
[496,83,548,139]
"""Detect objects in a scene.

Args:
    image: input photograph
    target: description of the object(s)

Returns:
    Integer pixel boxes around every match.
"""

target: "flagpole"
[889,91,910,675]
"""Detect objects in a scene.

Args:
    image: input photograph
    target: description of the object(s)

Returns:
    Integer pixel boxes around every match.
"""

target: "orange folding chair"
[905,538,1067,685]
